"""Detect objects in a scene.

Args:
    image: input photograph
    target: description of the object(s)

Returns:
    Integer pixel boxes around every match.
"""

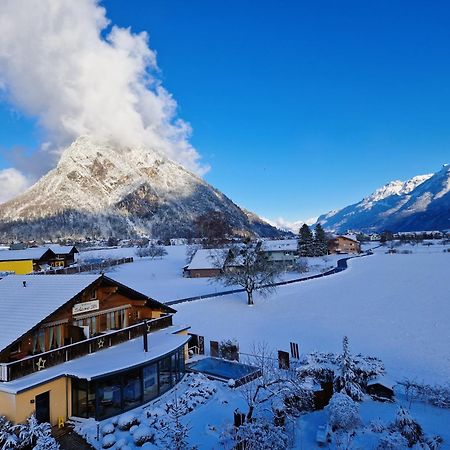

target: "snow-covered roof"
[338,234,358,243]
[187,249,229,270]
[47,245,78,255]
[367,376,395,390]
[0,247,54,262]
[0,325,190,394]
[0,275,100,353]
[260,239,298,252]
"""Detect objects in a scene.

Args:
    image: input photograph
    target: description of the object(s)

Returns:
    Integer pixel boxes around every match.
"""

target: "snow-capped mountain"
[317,165,450,233]
[0,136,279,240]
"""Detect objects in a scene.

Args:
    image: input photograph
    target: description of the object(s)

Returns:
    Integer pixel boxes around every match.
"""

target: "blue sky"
[1,1,450,223]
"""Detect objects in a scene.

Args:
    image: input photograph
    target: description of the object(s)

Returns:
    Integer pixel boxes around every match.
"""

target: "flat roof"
[0,325,190,394]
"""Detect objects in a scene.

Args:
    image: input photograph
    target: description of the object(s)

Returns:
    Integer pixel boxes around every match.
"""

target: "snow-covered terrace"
[0,324,190,394]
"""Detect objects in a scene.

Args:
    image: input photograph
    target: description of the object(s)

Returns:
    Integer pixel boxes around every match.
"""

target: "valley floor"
[75,241,450,448]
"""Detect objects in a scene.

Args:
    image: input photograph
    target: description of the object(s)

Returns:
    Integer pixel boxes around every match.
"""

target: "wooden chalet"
[184,248,229,278]
[47,245,79,267]
[327,235,361,254]
[0,275,190,425]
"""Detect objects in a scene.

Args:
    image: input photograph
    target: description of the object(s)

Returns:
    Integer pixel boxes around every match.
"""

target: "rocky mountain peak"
[0,136,279,240]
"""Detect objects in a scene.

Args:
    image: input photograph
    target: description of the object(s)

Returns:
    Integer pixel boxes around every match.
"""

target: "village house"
[183,248,229,278]
[47,245,79,267]
[0,246,79,274]
[0,275,190,425]
[0,248,56,275]
[259,239,298,264]
[327,235,361,254]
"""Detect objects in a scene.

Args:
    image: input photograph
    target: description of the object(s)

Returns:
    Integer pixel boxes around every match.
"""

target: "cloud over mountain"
[0,0,207,196]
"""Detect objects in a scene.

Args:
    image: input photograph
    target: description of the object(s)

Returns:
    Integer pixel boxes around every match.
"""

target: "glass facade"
[71,346,185,420]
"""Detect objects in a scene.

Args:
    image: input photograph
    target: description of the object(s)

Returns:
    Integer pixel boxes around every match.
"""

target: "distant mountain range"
[0,136,280,241]
[317,165,450,233]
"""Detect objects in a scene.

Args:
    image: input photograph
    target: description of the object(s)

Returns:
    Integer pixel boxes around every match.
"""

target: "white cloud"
[0,168,31,203]
[0,0,207,190]
[264,216,318,233]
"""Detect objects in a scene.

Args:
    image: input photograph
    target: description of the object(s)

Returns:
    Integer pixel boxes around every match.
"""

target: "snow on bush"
[328,392,361,432]
[117,413,140,430]
[115,438,128,449]
[0,414,59,450]
[101,423,115,436]
[221,417,288,450]
[392,406,424,447]
[161,374,216,417]
[401,380,450,409]
[334,336,365,401]
[132,425,154,446]
[102,433,116,449]
[376,431,408,449]
[369,406,443,449]
[34,434,61,450]
[129,424,139,435]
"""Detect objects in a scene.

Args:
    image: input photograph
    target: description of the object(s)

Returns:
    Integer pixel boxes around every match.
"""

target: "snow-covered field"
[81,246,342,302]
[74,241,450,449]
[174,246,450,385]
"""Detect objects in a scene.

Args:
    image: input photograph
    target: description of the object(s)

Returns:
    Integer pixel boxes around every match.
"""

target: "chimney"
[23,281,27,287]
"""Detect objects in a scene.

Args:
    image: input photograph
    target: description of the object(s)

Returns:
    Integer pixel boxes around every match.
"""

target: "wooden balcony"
[0,314,173,383]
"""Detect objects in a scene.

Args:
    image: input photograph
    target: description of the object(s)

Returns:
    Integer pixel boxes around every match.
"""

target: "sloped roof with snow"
[187,249,229,270]
[260,239,298,252]
[340,234,358,242]
[0,248,54,262]
[48,245,79,255]
[0,275,100,353]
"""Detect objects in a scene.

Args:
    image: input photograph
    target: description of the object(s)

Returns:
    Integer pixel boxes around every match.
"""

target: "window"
[159,356,172,395]
[123,368,142,410]
[71,346,186,420]
[9,342,21,354]
[143,363,158,402]
[96,376,123,420]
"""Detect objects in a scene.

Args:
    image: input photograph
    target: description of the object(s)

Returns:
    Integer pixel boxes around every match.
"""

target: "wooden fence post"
[278,350,290,369]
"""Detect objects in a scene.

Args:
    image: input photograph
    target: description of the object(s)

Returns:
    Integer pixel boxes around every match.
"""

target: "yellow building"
[0,274,190,425]
[0,248,56,274]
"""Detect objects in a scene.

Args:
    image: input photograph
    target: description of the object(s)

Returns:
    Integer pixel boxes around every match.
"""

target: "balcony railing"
[0,314,173,382]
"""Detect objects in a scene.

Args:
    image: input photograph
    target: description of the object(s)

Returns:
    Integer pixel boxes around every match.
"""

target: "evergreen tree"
[392,407,423,447]
[334,336,364,401]
[314,223,328,256]
[298,224,314,257]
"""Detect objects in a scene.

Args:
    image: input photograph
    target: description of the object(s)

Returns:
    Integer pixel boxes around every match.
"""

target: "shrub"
[328,392,361,432]
[133,425,154,446]
[101,423,115,436]
[219,339,239,361]
[118,413,140,430]
[102,433,116,449]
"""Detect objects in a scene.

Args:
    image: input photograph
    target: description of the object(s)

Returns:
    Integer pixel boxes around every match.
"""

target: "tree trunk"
[247,289,254,305]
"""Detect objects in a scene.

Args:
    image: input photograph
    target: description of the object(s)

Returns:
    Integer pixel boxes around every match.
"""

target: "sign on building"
[72,300,100,315]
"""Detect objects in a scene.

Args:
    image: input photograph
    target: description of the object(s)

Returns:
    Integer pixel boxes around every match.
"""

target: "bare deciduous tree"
[216,241,281,305]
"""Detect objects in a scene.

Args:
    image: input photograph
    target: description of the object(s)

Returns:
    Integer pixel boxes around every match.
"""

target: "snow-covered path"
[174,251,450,385]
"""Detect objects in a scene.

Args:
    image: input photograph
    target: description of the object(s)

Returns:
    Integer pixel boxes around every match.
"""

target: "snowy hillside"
[0,136,279,240]
[317,165,450,232]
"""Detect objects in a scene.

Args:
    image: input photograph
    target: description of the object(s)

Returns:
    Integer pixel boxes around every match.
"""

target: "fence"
[35,257,134,275]
[0,314,173,382]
